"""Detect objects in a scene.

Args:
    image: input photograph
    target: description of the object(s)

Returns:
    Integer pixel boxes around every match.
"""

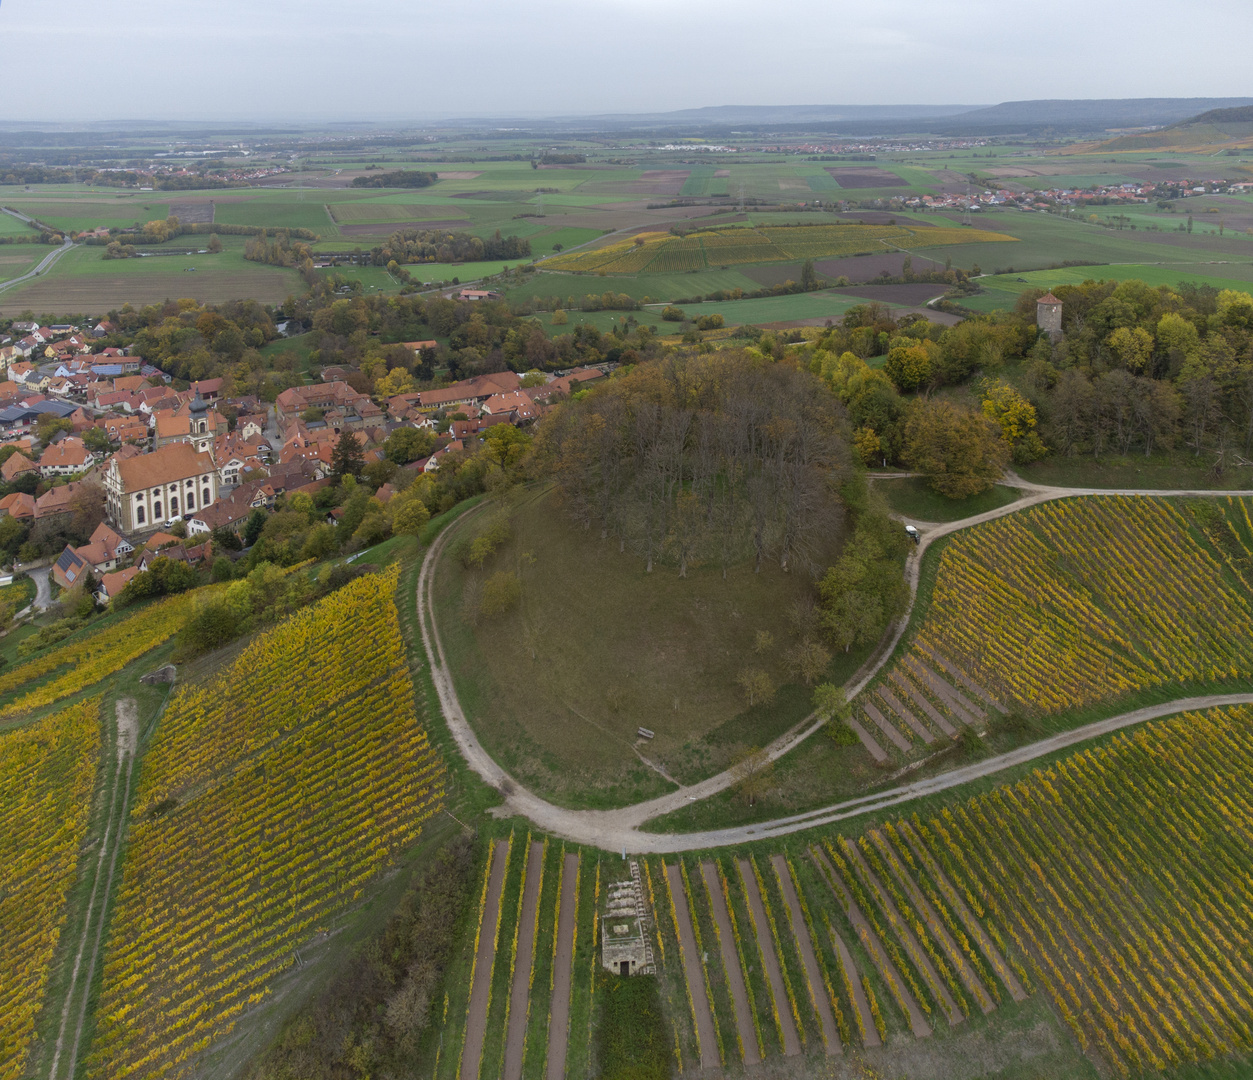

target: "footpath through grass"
[873,477,1026,522]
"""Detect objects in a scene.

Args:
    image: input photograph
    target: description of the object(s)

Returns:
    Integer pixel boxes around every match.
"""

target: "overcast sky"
[2,0,1251,122]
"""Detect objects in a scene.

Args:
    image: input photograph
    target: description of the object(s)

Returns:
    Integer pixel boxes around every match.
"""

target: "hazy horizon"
[1,0,1250,123]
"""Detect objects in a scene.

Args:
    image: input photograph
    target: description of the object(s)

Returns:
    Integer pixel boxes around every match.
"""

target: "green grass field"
[530,307,669,337]
[0,245,49,285]
[316,264,403,293]
[0,192,171,234]
[655,289,876,327]
[506,268,766,304]
[872,477,1027,522]
[0,212,38,237]
[213,197,337,234]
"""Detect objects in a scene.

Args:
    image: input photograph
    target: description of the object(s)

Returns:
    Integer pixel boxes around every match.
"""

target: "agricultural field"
[632,704,1253,1077]
[444,829,1089,1078]
[821,493,1253,766]
[544,222,1015,274]
[86,569,445,1080]
[868,703,1253,1077]
[0,191,171,234]
[653,289,882,328]
[439,835,598,1080]
[502,267,765,305]
[964,261,1253,314]
[0,210,39,236]
[0,698,101,1080]
[0,244,48,284]
[0,241,303,313]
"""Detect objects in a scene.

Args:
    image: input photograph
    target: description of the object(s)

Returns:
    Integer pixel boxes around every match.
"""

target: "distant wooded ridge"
[3,98,1253,144]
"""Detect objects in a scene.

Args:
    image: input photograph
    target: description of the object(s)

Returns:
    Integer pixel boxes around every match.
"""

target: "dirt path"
[461,840,508,1080]
[665,862,719,1069]
[736,859,800,1057]
[48,698,139,1080]
[899,822,1026,1003]
[829,927,881,1047]
[700,861,760,1065]
[503,841,544,1080]
[811,847,931,1039]
[419,489,1253,853]
[844,841,963,1028]
[769,854,840,1055]
[545,852,579,1080]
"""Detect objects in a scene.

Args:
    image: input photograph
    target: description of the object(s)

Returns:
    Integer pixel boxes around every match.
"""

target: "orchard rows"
[0,699,101,1080]
[917,496,1253,713]
[85,570,445,1080]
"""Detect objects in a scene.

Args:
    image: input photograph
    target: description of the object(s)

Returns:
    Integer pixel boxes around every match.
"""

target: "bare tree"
[731,745,774,806]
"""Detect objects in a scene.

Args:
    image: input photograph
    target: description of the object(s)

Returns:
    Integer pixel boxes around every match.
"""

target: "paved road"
[417,482,1253,852]
[30,567,52,611]
[15,566,53,618]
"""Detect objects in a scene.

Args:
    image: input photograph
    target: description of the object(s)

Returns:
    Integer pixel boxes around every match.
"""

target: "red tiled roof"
[113,442,215,492]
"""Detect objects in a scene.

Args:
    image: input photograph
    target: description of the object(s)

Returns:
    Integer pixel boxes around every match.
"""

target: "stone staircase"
[630,860,656,974]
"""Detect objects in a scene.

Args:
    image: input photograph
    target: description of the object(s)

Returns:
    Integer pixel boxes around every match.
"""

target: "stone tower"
[1037,292,1063,340]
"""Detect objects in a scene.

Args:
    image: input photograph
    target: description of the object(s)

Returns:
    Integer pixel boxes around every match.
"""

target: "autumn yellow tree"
[981,380,1047,463]
[1106,326,1154,372]
[903,399,1009,497]
[375,366,418,397]
[883,342,936,392]
[851,427,881,466]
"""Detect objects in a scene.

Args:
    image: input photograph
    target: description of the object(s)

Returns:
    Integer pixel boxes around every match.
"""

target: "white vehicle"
[904,524,920,545]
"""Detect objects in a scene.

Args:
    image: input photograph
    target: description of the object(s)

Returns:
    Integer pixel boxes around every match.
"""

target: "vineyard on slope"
[0,698,101,1080]
[904,703,1253,1075]
[0,591,207,719]
[544,222,1013,273]
[85,569,445,1080]
[916,496,1253,711]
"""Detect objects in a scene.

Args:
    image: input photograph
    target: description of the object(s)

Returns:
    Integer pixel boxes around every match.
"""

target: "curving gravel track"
[417,483,1253,853]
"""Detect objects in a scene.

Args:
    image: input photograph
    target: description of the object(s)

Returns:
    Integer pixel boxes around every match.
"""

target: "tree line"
[368,228,530,267]
[88,219,320,246]
[350,169,438,188]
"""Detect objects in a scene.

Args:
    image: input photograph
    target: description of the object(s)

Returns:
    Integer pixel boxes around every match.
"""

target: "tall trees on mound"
[538,352,852,576]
